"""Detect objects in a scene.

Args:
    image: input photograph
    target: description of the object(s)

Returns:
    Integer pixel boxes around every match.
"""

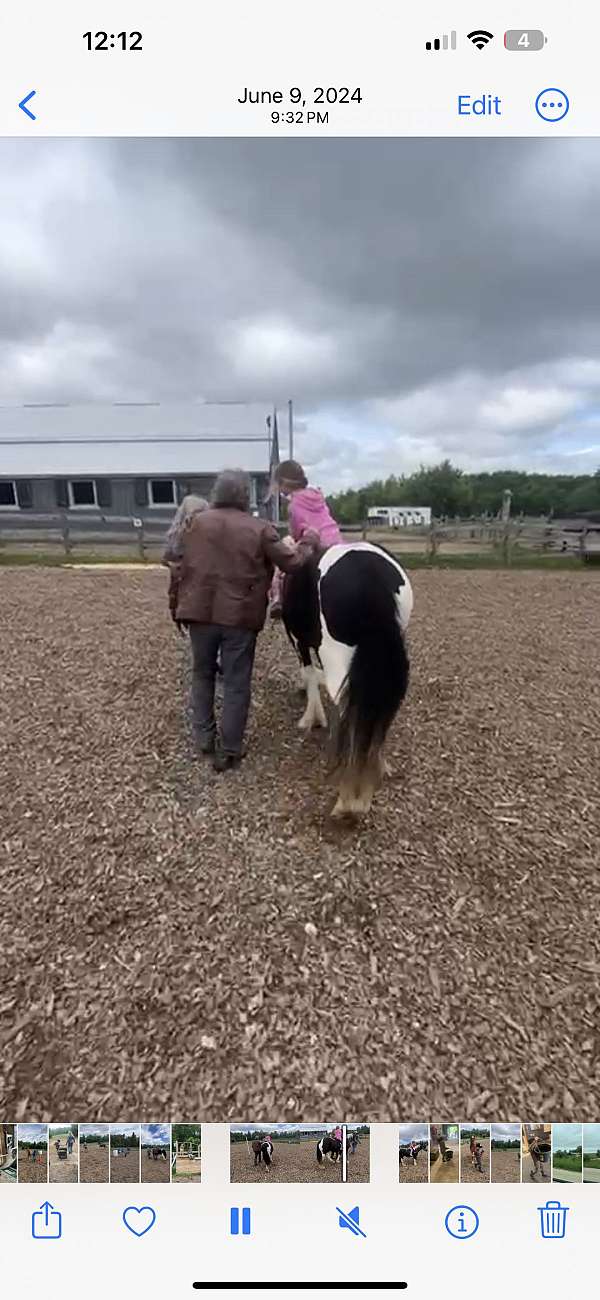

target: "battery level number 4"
[504,29,547,50]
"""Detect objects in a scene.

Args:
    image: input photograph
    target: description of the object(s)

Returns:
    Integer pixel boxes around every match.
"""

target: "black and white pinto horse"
[282,541,413,818]
[398,1141,422,1168]
[316,1135,343,1164]
[252,1138,274,1168]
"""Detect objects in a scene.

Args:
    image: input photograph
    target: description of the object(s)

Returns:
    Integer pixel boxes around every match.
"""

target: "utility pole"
[288,399,294,461]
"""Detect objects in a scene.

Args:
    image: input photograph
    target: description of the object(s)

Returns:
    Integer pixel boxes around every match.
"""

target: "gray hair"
[162,493,209,563]
[212,469,251,512]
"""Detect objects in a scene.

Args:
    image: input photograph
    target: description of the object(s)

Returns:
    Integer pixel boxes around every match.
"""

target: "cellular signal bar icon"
[426,30,457,51]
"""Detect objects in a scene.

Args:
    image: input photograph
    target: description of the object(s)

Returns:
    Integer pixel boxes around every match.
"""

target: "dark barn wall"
[1,472,271,517]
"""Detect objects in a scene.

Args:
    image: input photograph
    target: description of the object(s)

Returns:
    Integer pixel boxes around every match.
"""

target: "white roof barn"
[0,402,274,477]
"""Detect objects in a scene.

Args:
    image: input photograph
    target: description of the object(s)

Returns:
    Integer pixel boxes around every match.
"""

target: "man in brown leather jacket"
[169,468,319,771]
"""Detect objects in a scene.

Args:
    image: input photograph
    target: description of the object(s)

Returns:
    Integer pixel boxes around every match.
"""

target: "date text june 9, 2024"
[237,87,362,106]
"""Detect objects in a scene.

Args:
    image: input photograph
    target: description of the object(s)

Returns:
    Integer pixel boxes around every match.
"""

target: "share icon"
[336,1206,367,1238]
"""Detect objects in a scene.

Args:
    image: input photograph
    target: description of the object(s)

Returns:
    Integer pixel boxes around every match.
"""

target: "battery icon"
[504,29,547,50]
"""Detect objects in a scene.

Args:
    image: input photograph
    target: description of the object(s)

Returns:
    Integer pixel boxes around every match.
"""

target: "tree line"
[326,462,600,524]
[110,1132,139,1149]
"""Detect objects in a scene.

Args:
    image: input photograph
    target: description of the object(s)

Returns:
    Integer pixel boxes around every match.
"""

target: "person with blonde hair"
[163,496,211,656]
[162,493,209,565]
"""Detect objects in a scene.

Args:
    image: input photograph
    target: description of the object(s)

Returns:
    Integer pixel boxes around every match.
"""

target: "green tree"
[327,462,600,523]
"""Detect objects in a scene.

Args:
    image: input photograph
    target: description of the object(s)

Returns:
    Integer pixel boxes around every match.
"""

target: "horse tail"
[333,576,409,806]
[316,1139,324,1164]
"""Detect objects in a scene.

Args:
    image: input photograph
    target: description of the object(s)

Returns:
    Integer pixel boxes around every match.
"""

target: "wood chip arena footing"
[1,568,599,1117]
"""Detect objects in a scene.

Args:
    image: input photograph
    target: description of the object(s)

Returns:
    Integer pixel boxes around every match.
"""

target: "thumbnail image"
[346,1125,369,1182]
[141,1125,171,1183]
[110,1125,140,1183]
[49,1124,78,1183]
[460,1125,490,1183]
[230,1124,369,1183]
[552,1124,582,1183]
[17,1125,48,1183]
[429,1125,459,1184]
[172,1126,202,1182]
[80,1125,110,1183]
[522,1124,552,1184]
[583,1125,600,1183]
[0,1125,17,1184]
[398,1125,428,1183]
[490,1124,521,1183]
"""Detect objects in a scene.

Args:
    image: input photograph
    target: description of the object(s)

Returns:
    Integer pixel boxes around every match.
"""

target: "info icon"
[445,1205,479,1239]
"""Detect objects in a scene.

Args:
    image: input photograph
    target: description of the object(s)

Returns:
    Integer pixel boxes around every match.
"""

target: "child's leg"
[270,567,284,604]
[270,536,297,617]
[269,568,284,616]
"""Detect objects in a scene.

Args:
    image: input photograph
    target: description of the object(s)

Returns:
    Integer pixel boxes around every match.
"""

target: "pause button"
[230,1207,252,1235]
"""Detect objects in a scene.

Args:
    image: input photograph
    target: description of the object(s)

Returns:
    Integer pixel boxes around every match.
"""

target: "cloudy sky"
[231,1123,333,1134]
[583,1125,600,1154]
[553,1124,581,1152]
[491,1124,521,1141]
[2,138,600,489]
[18,1124,47,1142]
[141,1124,170,1146]
[398,1124,428,1143]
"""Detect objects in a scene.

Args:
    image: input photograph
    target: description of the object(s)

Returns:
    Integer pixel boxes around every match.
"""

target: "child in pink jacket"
[269,460,342,618]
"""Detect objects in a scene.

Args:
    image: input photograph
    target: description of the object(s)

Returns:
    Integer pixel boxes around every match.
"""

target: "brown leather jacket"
[169,506,315,632]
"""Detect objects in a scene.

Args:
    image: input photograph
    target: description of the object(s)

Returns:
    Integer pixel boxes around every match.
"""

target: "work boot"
[195,734,216,757]
[213,749,242,773]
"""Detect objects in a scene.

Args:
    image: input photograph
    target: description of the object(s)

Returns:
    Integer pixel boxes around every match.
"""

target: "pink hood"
[288,487,342,547]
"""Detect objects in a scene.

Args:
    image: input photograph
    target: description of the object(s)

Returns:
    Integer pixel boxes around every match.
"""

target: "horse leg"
[298,663,327,730]
[332,756,379,819]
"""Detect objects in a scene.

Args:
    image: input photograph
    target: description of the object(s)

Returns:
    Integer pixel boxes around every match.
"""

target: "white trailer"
[367,505,431,528]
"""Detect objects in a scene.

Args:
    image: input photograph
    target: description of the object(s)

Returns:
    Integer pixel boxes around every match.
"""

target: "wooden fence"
[0,513,167,561]
[343,518,600,562]
[0,512,598,562]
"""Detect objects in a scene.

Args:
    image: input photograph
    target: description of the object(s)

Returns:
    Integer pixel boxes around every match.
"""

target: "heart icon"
[122,1206,157,1237]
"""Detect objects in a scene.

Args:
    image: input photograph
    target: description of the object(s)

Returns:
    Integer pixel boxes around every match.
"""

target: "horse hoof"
[331,800,358,821]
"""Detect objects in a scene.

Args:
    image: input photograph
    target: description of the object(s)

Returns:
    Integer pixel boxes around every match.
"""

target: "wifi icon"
[467,29,494,49]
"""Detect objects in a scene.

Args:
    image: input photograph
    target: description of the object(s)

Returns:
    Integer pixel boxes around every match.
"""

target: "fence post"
[361,517,367,541]
[61,512,72,557]
[502,520,512,566]
[138,520,145,562]
[579,525,588,562]
[428,521,438,560]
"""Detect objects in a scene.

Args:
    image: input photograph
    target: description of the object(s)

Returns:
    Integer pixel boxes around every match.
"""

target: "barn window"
[149,479,176,507]
[0,481,18,509]
[16,480,33,509]
[68,479,98,508]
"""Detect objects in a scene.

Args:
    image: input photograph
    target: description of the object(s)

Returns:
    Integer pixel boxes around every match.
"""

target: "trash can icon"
[538,1200,568,1239]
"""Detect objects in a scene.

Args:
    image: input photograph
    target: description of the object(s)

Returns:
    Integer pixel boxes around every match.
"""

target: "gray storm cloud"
[2,137,600,487]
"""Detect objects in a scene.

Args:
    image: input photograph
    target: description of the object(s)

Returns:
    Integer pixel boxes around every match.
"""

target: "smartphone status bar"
[0,0,599,136]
